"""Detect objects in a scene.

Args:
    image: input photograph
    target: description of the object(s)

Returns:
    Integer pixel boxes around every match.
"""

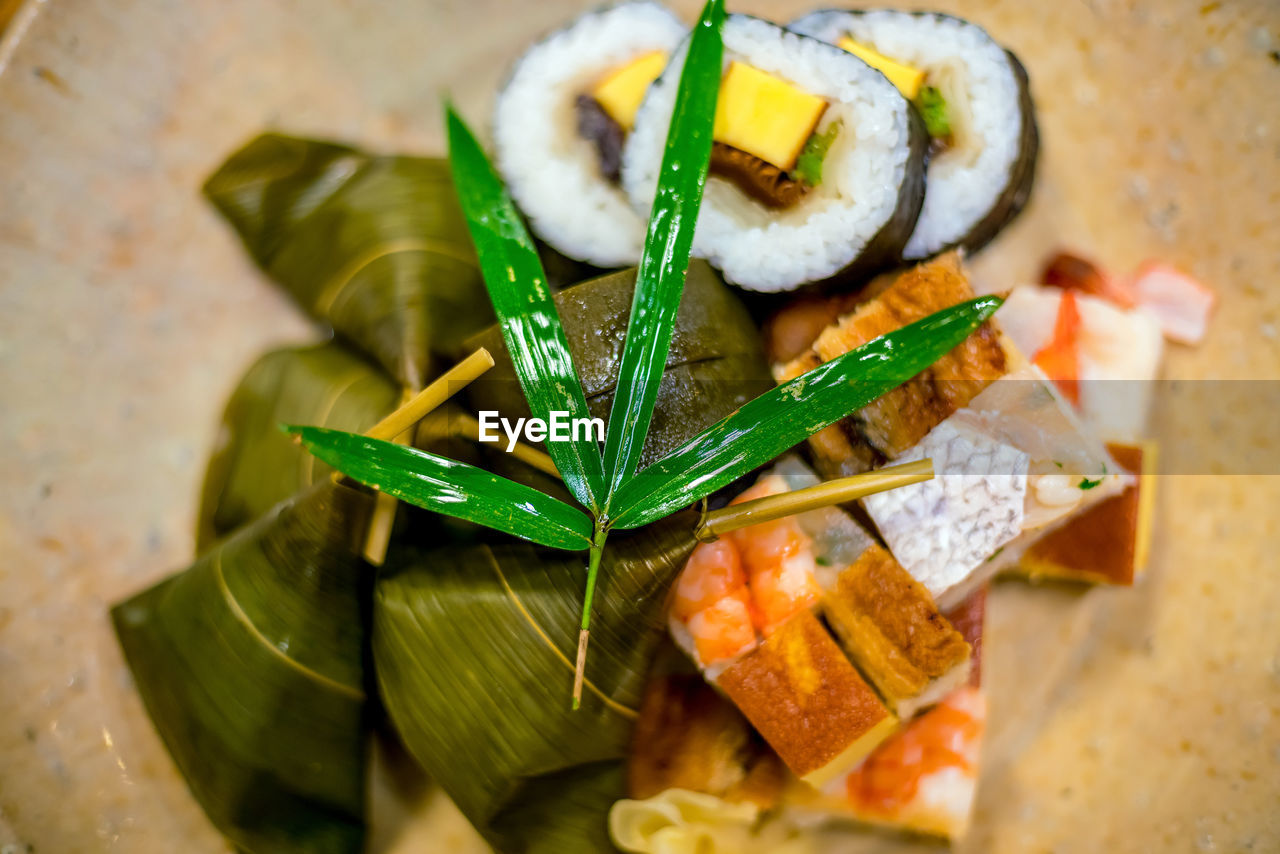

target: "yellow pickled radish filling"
[712,62,828,171]
[591,51,668,130]
[836,35,925,100]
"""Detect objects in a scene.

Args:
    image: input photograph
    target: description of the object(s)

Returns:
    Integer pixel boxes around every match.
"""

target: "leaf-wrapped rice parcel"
[204,133,495,389]
[196,341,399,549]
[467,260,772,471]
[112,480,374,854]
[375,512,700,854]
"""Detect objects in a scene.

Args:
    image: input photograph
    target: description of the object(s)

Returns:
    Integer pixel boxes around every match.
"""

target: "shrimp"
[685,590,758,667]
[672,539,747,621]
[842,686,986,834]
[672,539,758,668]
[728,476,821,635]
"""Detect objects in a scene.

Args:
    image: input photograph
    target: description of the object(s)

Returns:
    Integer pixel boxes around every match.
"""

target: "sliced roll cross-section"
[792,10,1039,260]
[493,1,685,267]
[624,14,927,292]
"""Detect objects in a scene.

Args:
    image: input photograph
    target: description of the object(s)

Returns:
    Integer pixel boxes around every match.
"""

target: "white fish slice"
[863,420,1028,602]
[865,366,1129,607]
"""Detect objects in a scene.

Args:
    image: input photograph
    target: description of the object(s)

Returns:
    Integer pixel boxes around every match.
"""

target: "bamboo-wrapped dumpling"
[204,134,495,389]
[113,481,374,854]
[467,260,773,470]
[374,515,700,853]
[196,342,399,549]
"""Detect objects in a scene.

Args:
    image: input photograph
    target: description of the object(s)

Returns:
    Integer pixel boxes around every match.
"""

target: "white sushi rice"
[622,15,914,292]
[791,11,1024,260]
[493,2,685,267]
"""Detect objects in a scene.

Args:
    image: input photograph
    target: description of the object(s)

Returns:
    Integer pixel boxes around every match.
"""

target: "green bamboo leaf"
[602,0,725,508]
[289,426,592,550]
[609,296,1005,529]
[446,106,605,512]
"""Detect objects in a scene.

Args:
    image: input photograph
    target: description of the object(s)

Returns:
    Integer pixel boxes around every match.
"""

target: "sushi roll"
[791,10,1039,260]
[493,2,685,267]
[623,15,928,292]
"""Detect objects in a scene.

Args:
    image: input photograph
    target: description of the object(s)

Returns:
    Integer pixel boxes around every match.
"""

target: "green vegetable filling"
[793,120,842,187]
[917,85,951,139]
[1079,477,1103,490]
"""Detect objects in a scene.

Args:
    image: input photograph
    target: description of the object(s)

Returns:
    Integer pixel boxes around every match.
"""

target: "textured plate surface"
[0,1,1277,852]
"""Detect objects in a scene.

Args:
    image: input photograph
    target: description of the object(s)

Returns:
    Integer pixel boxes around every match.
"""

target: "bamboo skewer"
[366,348,496,441]
[452,413,560,477]
[694,458,934,542]
[359,348,495,565]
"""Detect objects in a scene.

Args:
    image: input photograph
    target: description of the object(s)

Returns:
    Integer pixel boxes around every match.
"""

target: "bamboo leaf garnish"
[608,296,1005,529]
[288,427,593,550]
[446,105,605,513]
[601,0,725,508]
[572,0,727,710]
[291,0,998,709]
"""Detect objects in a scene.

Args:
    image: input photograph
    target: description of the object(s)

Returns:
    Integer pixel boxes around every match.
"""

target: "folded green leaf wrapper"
[204,134,495,389]
[373,512,699,853]
[196,342,399,550]
[112,481,373,854]
[466,261,773,473]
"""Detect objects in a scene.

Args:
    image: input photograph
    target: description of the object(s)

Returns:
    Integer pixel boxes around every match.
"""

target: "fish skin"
[864,421,1027,600]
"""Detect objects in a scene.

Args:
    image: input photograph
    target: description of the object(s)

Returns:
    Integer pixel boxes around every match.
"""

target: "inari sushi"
[493,2,685,267]
[791,10,1038,260]
[624,14,928,292]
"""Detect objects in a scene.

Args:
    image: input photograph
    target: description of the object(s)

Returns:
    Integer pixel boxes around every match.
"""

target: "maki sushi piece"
[791,10,1039,260]
[623,14,928,292]
[493,1,686,267]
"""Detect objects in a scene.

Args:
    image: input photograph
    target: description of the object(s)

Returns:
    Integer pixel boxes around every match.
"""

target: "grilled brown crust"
[776,254,1007,471]
[627,674,753,800]
[715,610,894,783]
[824,545,971,708]
[627,673,787,807]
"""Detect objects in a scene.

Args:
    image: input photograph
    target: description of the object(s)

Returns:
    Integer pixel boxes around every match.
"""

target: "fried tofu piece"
[715,610,897,787]
[775,254,1007,471]
[1015,443,1155,585]
[822,544,971,719]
